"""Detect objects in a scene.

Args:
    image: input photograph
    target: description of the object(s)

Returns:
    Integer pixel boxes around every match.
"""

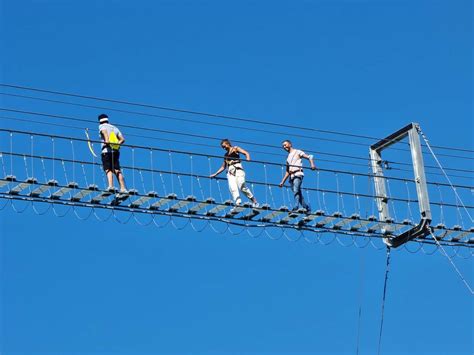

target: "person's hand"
[279,182,284,188]
[311,165,316,170]
[209,174,215,179]
[246,157,251,161]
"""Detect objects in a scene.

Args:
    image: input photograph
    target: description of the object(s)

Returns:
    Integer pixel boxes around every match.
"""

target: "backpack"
[109,131,120,150]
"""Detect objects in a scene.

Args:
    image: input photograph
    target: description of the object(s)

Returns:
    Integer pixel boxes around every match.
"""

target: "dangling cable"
[420,129,473,223]
[51,155,72,218]
[336,172,347,216]
[245,220,266,238]
[0,146,6,178]
[133,169,154,226]
[335,233,355,248]
[70,139,90,221]
[10,154,31,213]
[404,181,414,222]
[355,247,365,355]
[263,163,268,205]
[283,228,303,242]
[30,135,34,179]
[280,165,286,207]
[316,170,322,211]
[112,209,134,225]
[377,246,391,355]
[268,184,276,209]
[169,151,175,193]
[51,137,55,183]
[428,228,474,294]
[9,132,13,177]
[0,150,9,210]
[131,147,136,192]
[216,178,224,203]
[386,178,398,222]
[190,178,210,234]
[31,157,51,215]
[92,139,96,188]
[285,186,292,209]
[264,226,285,241]
[207,157,212,199]
[149,148,155,193]
[170,175,191,230]
[71,162,94,221]
[190,155,194,198]
[318,231,337,246]
[454,189,465,229]
[70,139,76,186]
[436,184,445,225]
[208,217,230,235]
[353,175,361,216]
[305,187,312,212]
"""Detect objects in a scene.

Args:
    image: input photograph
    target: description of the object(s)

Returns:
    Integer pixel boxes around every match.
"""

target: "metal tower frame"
[370,123,432,248]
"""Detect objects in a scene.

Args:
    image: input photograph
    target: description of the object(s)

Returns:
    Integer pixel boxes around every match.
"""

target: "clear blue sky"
[0,0,472,354]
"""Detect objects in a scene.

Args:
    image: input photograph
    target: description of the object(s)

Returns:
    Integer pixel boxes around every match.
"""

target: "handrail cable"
[1,107,473,170]
[2,115,473,180]
[2,150,473,209]
[2,127,474,190]
[2,127,473,191]
[1,83,472,154]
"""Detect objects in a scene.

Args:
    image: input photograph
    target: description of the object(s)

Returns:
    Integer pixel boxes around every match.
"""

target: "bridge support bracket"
[370,123,432,248]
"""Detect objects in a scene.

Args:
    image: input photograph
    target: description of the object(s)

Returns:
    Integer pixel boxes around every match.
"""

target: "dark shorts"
[101,151,121,172]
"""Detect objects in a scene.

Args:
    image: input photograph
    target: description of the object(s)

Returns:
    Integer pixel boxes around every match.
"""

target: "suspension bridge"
[0,127,472,255]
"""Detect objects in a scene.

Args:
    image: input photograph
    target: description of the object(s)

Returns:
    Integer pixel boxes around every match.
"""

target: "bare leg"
[106,170,114,188]
[115,170,127,191]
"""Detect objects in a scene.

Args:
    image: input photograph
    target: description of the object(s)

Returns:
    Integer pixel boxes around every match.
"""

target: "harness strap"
[289,168,304,177]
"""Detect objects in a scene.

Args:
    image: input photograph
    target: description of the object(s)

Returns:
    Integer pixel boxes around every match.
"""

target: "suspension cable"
[1,84,472,154]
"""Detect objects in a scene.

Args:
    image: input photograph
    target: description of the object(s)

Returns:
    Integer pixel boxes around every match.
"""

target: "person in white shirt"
[279,140,316,212]
[210,139,259,208]
[98,113,127,193]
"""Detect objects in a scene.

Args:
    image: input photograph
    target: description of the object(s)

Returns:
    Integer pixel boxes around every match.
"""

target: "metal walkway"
[1,176,472,249]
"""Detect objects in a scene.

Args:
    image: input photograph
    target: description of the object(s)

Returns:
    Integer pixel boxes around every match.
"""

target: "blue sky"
[0,0,472,354]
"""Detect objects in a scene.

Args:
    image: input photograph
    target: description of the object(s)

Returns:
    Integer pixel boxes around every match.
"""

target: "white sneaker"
[252,202,259,208]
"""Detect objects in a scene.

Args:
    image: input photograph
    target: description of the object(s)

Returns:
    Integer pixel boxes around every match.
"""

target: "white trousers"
[227,169,254,205]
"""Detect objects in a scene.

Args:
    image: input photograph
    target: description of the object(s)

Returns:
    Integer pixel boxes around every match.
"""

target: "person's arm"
[118,133,125,145]
[279,164,290,187]
[235,146,251,161]
[301,152,316,170]
[210,161,226,178]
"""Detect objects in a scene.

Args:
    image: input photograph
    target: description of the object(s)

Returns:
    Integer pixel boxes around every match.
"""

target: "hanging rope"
[377,246,391,355]
[355,248,365,355]
[428,228,474,294]
[419,129,473,223]
[316,170,323,211]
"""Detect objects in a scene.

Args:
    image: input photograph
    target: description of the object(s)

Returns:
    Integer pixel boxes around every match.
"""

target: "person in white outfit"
[210,139,259,208]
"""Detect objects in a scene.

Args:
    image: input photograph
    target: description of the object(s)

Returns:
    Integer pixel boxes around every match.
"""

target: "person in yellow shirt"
[98,113,127,193]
